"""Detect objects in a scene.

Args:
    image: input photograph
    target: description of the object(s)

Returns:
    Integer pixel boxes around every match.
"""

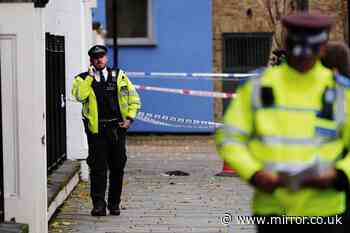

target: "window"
[106,0,155,46]
[222,32,273,73]
[221,32,273,112]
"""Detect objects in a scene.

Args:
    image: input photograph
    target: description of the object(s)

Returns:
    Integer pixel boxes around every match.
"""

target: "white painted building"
[45,0,95,160]
[0,1,95,232]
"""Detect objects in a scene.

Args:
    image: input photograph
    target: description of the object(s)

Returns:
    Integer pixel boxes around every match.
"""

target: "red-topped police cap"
[88,45,107,57]
[283,12,334,56]
[282,12,333,31]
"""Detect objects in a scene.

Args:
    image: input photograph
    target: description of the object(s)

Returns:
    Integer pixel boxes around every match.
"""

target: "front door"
[0,4,47,233]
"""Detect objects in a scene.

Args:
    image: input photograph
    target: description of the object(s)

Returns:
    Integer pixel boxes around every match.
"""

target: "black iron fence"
[45,33,67,174]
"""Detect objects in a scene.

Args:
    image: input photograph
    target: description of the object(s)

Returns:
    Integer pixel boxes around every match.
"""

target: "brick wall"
[213,0,348,120]
[309,0,348,41]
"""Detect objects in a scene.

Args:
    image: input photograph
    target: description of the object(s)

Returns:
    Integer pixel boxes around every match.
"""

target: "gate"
[45,33,67,174]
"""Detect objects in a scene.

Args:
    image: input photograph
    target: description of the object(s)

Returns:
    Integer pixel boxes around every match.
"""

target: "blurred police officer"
[321,40,350,232]
[72,45,141,216]
[216,12,350,233]
[322,41,350,78]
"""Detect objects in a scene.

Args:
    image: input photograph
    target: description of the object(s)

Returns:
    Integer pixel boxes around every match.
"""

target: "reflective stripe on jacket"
[71,69,141,134]
[215,61,350,216]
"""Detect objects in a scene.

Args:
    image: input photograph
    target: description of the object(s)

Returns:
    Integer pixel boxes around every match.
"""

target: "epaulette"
[75,72,89,80]
[334,73,350,88]
[118,69,127,79]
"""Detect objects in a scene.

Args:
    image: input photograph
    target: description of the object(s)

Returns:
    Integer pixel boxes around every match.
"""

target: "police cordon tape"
[126,71,257,78]
[126,71,261,81]
[134,84,236,99]
[67,71,261,128]
[136,116,219,129]
[136,111,223,129]
[67,98,222,129]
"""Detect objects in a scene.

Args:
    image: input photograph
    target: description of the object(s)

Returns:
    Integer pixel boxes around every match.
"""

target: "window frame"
[106,0,156,47]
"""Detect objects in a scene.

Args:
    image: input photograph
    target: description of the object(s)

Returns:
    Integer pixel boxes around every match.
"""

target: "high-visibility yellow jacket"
[71,69,141,134]
[216,61,350,216]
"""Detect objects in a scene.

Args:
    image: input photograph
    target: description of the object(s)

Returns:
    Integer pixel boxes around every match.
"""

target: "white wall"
[0,3,47,233]
[45,0,96,160]
[0,1,96,233]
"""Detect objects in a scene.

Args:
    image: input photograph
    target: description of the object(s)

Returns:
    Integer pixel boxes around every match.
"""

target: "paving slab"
[49,136,255,233]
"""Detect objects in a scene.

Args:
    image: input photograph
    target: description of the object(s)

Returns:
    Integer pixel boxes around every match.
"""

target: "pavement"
[48,135,255,233]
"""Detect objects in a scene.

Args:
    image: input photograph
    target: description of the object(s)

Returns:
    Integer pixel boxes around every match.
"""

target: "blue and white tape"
[136,111,222,129]
[126,71,261,81]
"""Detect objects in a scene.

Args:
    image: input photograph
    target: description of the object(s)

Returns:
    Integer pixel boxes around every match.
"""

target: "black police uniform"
[80,67,127,214]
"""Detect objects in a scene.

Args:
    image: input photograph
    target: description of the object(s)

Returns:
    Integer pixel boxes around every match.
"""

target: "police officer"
[216,13,350,232]
[321,41,350,78]
[321,41,350,232]
[72,45,141,216]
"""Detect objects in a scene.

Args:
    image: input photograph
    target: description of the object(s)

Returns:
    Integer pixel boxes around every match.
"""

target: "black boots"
[109,207,120,216]
[91,206,121,216]
[91,206,107,216]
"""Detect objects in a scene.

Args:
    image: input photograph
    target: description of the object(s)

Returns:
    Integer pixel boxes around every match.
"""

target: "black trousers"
[255,215,345,233]
[86,123,127,210]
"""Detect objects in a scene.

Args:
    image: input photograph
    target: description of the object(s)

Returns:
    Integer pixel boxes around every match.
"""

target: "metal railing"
[45,33,67,174]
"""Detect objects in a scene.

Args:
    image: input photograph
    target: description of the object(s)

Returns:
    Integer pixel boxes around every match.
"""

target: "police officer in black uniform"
[72,45,141,216]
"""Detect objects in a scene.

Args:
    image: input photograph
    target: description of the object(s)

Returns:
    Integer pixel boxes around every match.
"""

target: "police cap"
[88,45,107,58]
[282,12,333,31]
[282,13,333,57]
[282,13,333,44]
